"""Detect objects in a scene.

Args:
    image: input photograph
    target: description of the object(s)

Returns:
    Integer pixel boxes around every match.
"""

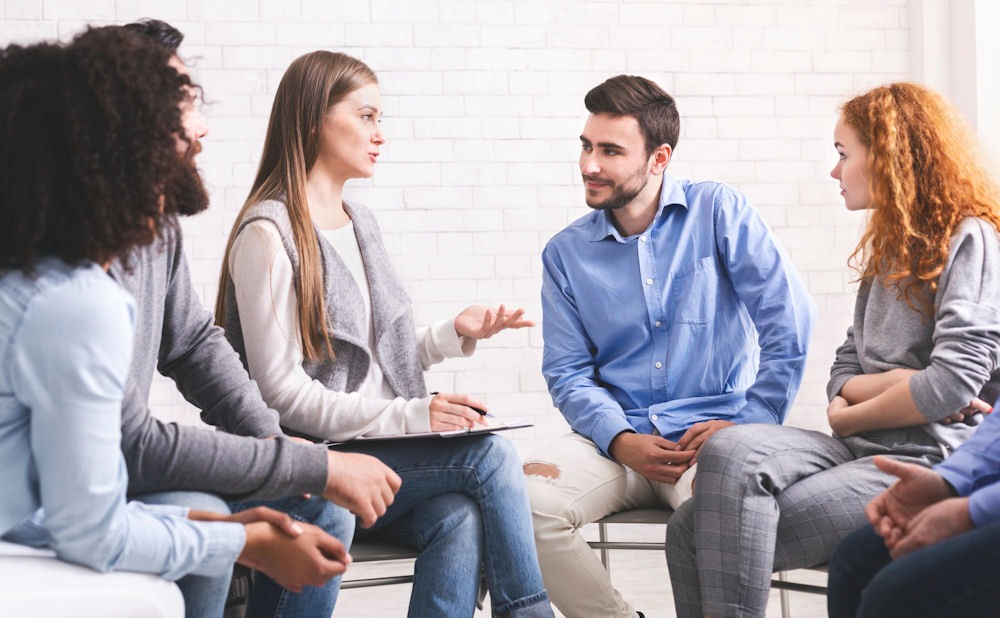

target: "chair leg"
[223,565,252,618]
[777,570,791,618]
[599,521,609,569]
[476,565,487,610]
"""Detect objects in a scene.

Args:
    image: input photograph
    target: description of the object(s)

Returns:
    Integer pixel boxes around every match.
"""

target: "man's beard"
[164,146,210,216]
[584,164,649,211]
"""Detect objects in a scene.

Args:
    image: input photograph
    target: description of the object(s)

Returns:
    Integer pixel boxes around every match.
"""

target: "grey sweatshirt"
[827,217,1000,452]
[111,219,328,501]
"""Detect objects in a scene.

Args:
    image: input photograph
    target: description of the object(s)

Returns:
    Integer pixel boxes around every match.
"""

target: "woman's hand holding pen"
[429,391,490,431]
[454,304,535,340]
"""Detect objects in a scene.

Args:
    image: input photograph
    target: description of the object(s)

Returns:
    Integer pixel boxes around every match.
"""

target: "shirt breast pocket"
[669,256,719,325]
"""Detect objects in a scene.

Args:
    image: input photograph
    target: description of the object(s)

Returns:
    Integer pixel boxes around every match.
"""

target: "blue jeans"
[336,433,552,617]
[828,522,1000,618]
[134,491,234,618]
[228,494,354,618]
[362,491,484,615]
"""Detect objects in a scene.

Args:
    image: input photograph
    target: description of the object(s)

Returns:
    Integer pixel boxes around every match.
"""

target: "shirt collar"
[588,171,689,242]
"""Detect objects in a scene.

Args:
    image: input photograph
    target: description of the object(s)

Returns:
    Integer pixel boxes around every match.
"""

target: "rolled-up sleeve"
[909,220,1000,421]
[541,244,632,455]
[827,326,863,400]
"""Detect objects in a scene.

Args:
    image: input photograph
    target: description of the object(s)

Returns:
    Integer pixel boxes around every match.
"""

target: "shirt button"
[651,414,659,421]
[640,236,647,243]
[654,321,662,327]
[645,278,653,285]
[655,361,663,369]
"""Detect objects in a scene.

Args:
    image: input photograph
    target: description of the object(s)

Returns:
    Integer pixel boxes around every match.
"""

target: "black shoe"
[637,613,645,618]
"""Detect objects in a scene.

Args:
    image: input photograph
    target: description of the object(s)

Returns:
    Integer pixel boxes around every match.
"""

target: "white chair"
[0,540,184,618]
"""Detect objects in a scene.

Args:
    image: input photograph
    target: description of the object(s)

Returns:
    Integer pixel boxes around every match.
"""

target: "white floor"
[333,522,830,618]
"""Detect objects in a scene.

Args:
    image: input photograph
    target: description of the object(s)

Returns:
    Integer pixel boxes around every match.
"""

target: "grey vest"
[222,199,427,400]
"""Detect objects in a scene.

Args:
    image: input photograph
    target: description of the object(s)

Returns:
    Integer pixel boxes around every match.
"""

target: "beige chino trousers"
[524,431,696,618]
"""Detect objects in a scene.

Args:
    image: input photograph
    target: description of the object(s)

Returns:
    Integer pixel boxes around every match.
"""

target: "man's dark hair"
[584,75,680,155]
[0,26,191,272]
[123,18,184,53]
[124,17,210,218]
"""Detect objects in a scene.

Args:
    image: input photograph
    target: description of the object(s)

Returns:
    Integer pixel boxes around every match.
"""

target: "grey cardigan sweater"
[221,200,427,426]
[827,217,1000,453]
[112,219,328,500]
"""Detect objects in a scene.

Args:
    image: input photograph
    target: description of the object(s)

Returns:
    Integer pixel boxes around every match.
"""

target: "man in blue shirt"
[524,75,816,617]
[827,400,1000,617]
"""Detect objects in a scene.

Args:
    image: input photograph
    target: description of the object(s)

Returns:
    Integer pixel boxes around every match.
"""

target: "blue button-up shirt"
[542,172,816,455]
[936,396,1000,527]
[0,259,244,578]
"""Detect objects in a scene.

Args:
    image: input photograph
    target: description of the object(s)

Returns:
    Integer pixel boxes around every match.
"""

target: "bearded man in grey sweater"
[113,19,401,618]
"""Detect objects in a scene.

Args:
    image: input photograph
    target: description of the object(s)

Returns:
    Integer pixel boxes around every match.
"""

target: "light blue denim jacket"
[0,259,243,578]
[542,173,816,455]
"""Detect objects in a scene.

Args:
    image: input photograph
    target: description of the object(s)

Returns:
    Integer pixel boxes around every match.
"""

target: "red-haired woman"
[667,82,1000,618]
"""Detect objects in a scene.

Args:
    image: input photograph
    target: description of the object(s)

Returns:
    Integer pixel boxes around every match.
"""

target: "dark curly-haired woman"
[0,27,348,618]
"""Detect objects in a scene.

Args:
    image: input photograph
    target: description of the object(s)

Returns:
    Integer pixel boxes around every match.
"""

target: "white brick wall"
[2,0,915,453]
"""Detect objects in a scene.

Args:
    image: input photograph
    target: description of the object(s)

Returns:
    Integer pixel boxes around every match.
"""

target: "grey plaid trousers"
[666,423,943,618]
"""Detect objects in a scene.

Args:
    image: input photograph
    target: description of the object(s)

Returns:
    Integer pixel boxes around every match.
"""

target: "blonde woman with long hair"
[216,51,552,617]
[666,82,1000,618]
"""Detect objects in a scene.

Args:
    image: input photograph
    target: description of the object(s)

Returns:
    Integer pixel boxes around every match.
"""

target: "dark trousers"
[828,521,1000,618]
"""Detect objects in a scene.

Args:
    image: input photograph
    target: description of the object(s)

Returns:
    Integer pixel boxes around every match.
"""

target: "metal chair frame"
[589,507,828,618]
[339,507,827,618]
[340,540,419,590]
[340,539,488,611]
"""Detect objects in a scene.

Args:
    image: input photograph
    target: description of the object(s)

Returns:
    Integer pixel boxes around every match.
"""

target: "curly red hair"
[842,82,1000,314]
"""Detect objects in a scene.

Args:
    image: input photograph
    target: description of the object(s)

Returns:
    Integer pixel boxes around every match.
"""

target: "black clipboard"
[324,419,533,446]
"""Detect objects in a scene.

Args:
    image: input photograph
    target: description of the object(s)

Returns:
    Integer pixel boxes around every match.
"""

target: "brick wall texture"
[2,0,912,454]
